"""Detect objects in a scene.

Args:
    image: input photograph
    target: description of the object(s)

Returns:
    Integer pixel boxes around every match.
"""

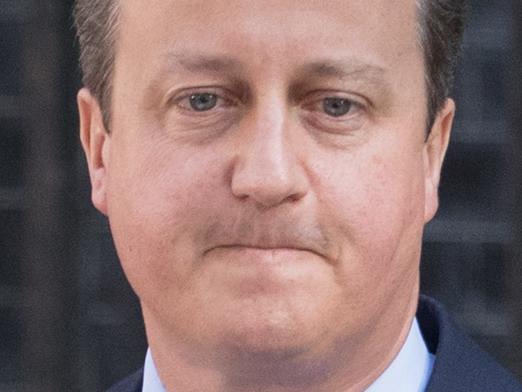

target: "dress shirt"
[142,318,434,392]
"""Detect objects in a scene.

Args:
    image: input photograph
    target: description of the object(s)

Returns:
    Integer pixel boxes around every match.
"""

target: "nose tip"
[231,160,307,207]
[230,135,308,208]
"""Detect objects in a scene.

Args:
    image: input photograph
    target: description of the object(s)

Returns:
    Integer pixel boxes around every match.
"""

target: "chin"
[213,301,327,362]
[193,268,344,361]
[222,326,310,363]
[212,313,345,388]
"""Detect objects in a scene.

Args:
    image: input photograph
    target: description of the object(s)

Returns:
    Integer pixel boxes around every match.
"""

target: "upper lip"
[206,241,322,257]
[216,243,311,251]
[201,219,333,261]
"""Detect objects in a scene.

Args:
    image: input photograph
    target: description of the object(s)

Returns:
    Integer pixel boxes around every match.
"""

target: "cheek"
[106,137,226,293]
[317,147,426,277]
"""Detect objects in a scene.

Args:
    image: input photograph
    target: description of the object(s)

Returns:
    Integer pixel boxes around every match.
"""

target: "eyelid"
[303,91,367,116]
[165,86,236,109]
[298,90,370,137]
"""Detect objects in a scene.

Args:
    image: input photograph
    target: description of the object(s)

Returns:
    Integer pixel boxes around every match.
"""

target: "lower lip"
[208,246,317,294]
[209,246,313,264]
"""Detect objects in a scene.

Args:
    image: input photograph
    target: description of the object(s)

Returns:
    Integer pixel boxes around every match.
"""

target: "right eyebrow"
[142,52,246,111]
[161,52,245,75]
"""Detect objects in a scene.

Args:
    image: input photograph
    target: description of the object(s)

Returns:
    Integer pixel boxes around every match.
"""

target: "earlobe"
[423,98,455,223]
[78,88,111,215]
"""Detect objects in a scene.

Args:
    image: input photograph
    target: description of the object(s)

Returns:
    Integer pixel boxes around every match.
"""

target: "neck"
[143,286,419,392]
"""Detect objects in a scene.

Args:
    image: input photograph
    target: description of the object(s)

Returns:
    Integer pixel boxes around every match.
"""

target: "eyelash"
[172,90,234,113]
[311,97,363,117]
[168,88,367,123]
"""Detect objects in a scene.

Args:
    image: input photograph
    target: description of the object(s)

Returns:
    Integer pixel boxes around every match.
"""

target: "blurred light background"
[0,0,521,390]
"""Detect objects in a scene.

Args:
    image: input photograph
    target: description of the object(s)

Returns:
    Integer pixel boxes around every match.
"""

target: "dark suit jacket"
[107,296,522,391]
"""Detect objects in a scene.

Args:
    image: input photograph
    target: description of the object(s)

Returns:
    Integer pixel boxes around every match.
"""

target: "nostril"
[229,123,309,207]
[230,169,308,208]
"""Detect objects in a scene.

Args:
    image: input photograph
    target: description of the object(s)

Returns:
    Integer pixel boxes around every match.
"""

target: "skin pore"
[78,0,455,391]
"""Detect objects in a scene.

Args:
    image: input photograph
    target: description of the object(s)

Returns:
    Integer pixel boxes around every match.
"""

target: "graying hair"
[417,0,467,131]
[73,0,120,129]
[73,0,466,132]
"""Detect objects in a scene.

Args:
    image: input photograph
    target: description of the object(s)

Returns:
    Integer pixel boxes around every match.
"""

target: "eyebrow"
[161,52,387,80]
[296,59,388,84]
[146,53,392,110]
[162,52,244,74]
[292,59,394,108]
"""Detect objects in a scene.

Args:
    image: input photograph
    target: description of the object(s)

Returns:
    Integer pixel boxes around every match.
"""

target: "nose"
[230,105,309,208]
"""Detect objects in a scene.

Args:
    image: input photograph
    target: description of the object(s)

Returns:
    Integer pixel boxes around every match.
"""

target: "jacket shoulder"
[106,368,144,392]
[418,296,522,392]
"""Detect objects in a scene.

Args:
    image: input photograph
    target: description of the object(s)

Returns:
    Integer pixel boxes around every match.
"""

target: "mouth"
[201,219,333,263]
[207,241,318,253]
[217,244,311,251]
[202,245,322,296]
[201,243,324,268]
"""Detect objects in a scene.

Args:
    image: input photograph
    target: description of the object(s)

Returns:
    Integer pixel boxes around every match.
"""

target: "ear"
[78,88,111,215]
[423,98,455,223]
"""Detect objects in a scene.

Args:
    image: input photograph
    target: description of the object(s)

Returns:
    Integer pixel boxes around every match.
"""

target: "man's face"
[81,0,453,363]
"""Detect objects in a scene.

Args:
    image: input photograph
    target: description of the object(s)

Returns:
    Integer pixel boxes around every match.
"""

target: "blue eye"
[189,93,218,111]
[323,97,353,117]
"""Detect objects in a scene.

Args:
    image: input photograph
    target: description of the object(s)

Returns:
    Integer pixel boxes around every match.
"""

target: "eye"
[189,93,218,111]
[322,97,354,117]
[301,92,367,135]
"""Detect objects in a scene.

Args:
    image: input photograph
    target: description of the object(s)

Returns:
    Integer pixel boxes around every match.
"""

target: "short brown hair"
[73,0,466,131]
[417,0,467,130]
[74,0,120,129]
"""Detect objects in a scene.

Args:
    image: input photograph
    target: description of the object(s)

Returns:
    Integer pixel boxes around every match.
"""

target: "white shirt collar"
[365,318,435,392]
[143,349,167,392]
[142,318,434,392]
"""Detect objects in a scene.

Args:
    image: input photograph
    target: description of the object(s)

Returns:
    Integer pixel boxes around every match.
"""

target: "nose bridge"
[248,99,288,174]
[230,94,308,207]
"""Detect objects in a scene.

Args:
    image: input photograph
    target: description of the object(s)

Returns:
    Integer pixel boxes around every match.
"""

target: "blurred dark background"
[0,0,521,391]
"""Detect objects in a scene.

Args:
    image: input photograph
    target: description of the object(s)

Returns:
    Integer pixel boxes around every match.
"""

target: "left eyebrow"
[292,59,394,107]
[297,59,388,83]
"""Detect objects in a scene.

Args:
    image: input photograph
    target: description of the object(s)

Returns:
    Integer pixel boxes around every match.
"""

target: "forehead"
[116,0,421,70]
